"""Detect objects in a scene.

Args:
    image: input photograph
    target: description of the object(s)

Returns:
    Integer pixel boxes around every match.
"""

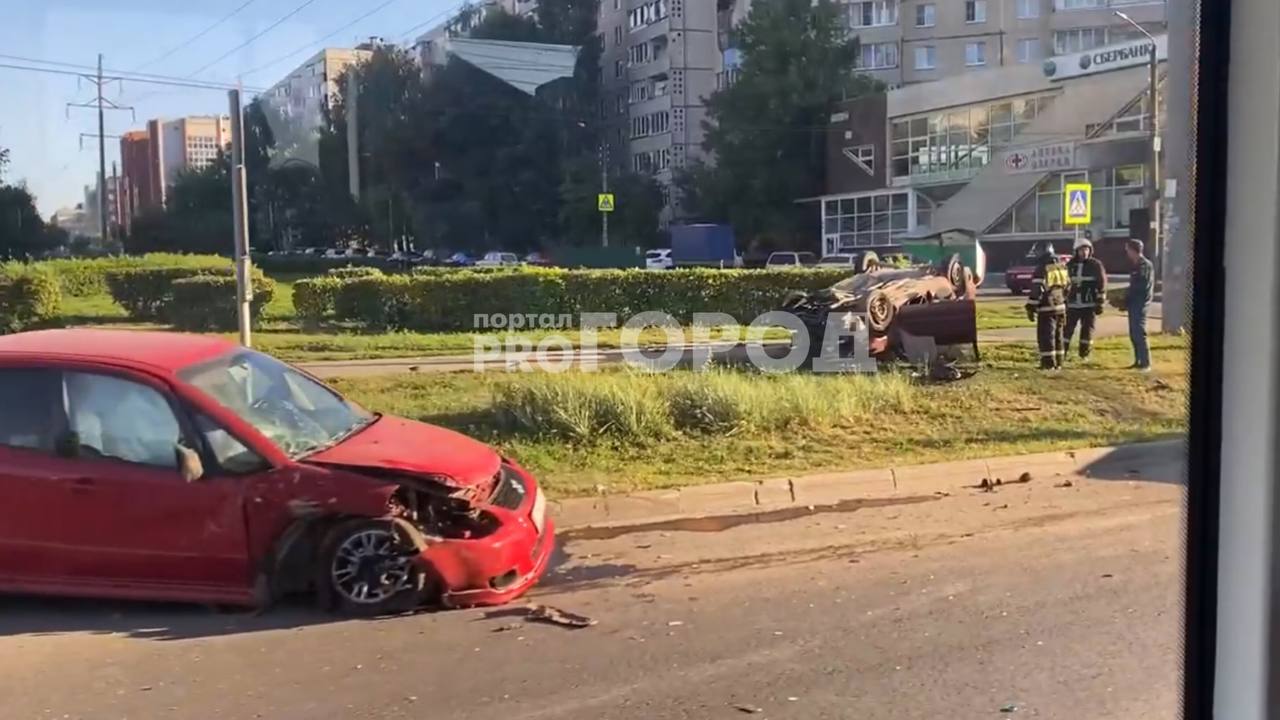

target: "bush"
[253,253,393,275]
[0,266,62,333]
[293,276,344,328]
[300,268,854,332]
[106,266,237,320]
[39,254,229,296]
[169,274,277,331]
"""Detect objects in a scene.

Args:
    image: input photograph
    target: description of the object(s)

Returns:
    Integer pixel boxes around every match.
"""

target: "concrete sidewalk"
[549,439,1184,530]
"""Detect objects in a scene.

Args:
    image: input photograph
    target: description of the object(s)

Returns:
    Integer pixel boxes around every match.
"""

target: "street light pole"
[1115,11,1161,277]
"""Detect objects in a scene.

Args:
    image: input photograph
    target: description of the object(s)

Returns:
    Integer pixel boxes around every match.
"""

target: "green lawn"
[329,336,1188,498]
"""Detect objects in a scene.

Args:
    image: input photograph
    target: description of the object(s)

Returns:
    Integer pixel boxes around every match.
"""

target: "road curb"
[549,440,1185,531]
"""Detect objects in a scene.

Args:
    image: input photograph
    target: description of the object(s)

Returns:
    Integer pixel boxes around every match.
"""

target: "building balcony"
[1049,0,1166,32]
[629,16,670,45]
[629,92,673,116]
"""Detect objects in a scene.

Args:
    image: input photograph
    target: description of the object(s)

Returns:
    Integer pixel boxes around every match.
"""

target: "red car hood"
[306,415,501,488]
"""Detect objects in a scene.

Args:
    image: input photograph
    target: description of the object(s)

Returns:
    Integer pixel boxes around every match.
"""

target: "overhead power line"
[186,0,323,78]
[0,60,267,93]
[238,0,405,79]
[398,1,473,43]
[0,52,257,91]
[131,0,261,72]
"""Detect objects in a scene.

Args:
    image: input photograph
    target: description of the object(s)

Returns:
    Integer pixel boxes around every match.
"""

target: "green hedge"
[170,275,277,331]
[295,268,855,331]
[253,254,394,275]
[0,266,62,333]
[38,254,230,296]
[327,266,384,279]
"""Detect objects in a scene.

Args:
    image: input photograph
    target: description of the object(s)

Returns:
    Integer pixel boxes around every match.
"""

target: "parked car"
[475,252,521,267]
[766,251,819,268]
[0,330,554,614]
[443,252,475,267]
[1005,245,1072,295]
[818,252,880,273]
[524,252,552,267]
[645,248,675,270]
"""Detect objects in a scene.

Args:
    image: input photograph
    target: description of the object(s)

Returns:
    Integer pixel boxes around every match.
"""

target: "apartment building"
[262,47,374,166]
[119,130,156,233]
[598,0,722,219]
[413,0,539,66]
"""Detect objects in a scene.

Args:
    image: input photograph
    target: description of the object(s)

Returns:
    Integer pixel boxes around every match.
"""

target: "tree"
[125,161,233,254]
[0,183,51,259]
[679,0,881,246]
[559,157,664,247]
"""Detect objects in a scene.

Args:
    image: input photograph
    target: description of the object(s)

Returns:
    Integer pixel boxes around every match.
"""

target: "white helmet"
[1073,237,1094,252]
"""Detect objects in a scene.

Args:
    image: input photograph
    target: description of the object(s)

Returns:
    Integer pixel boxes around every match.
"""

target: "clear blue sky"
[1,0,461,215]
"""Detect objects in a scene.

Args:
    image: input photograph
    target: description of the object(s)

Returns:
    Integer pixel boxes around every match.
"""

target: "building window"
[889,92,1059,180]
[990,166,1146,235]
[845,144,876,174]
[915,3,936,27]
[1054,27,1108,54]
[914,46,936,70]
[857,42,899,70]
[628,0,668,30]
[821,191,912,249]
[1054,0,1102,9]
[614,0,621,9]
[965,42,987,66]
[615,59,624,78]
[617,94,627,115]
[615,25,623,45]
[1016,0,1040,19]
[848,0,898,28]
[965,0,987,23]
[1016,38,1041,64]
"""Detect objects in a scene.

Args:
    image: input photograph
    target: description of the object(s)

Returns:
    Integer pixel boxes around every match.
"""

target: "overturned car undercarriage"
[779,254,980,364]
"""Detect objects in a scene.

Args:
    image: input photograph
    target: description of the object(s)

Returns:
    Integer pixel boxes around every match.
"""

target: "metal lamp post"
[1114,10,1161,277]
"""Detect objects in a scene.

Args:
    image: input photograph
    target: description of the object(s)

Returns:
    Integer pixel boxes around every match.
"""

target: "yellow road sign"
[1064,183,1092,226]
[597,193,616,213]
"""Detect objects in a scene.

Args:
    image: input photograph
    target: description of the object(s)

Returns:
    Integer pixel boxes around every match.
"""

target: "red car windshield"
[179,349,374,458]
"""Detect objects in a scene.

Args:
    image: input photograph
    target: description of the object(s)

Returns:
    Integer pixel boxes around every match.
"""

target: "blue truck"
[670,224,742,268]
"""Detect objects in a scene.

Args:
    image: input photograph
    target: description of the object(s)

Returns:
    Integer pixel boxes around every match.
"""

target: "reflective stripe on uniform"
[1038,305,1066,313]
[1067,302,1095,309]
[1039,351,1055,357]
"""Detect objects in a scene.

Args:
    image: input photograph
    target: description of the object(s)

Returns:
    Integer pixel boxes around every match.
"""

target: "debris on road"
[1055,479,1075,488]
[1009,472,1033,485]
[491,623,523,633]
[1000,703,1019,713]
[731,704,763,714]
[667,620,685,627]
[525,604,597,629]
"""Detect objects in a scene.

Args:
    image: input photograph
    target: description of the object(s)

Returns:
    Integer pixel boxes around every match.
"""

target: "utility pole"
[67,54,133,242]
[1114,12,1162,281]
[346,71,360,202]
[600,142,609,248]
[1161,0,1195,333]
[228,88,253,347]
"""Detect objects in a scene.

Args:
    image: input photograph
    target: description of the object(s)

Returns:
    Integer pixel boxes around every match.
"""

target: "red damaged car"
[0,330,553,614]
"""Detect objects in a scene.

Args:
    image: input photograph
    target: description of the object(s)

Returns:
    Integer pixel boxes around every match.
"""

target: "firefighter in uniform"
[1064,237,1108,359]
[1025,244,1070,370]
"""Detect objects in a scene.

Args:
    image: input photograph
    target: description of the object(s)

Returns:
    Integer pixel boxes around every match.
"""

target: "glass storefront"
[890,92,1061,183]
[986,165,1148,235]
[821,190,923,251]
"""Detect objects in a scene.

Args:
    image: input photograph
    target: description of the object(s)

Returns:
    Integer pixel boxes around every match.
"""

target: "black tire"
[945,253,967,296]
[866,290,896,333]
[318,519,428,617]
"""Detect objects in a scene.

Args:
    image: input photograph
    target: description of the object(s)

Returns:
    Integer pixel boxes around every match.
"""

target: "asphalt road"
[0,465,1184,719]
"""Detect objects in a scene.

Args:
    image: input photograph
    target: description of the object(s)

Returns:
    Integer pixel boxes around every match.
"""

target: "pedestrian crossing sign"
[597,193,616,213]
[1064,183,1092,226]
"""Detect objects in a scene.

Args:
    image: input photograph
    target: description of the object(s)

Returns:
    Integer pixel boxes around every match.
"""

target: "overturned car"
[780,253,979,362]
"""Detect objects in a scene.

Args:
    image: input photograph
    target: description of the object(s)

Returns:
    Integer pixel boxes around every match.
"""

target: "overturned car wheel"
[866,290,896,333]
[319,519,429,616]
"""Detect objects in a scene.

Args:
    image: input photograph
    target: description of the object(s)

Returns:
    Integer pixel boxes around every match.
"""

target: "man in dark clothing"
[1025,244,1070,369]
[1124,239,1154,370]
[1064,237,1108,359]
